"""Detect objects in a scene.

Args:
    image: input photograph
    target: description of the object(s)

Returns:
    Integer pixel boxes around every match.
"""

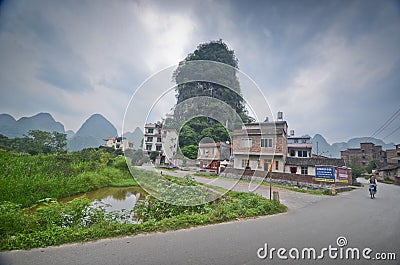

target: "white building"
[284,133,346,176]
[104,136,133,150]
[143,123,162,154]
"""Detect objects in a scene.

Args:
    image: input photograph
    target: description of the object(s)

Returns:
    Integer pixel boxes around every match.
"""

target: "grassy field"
[0,150,287,250]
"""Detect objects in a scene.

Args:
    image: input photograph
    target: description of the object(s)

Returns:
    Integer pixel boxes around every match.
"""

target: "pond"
[60,186,147,222]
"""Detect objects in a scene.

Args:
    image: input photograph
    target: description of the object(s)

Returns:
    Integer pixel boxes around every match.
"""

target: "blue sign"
[315,166,335,182]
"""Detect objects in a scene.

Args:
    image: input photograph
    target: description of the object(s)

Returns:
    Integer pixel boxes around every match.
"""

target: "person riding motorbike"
[369,175,378,192]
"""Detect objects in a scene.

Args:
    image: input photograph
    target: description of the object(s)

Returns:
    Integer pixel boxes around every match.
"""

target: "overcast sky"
[0,0,399,144]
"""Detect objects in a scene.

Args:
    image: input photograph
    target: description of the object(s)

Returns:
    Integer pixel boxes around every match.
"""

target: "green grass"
[156,167,176,172]
[193,172,218,177]
[0,154,288,251]
[1,189,287,251]
[192,173,331,195]
[0,150,137,207]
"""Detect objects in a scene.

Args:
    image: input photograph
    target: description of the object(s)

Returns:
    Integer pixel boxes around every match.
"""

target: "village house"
[386,144,400,165]
[284,133,348,178]
[376,144,400,183]
[340,142,386,167]
[160,128,179,166]
[198,141,231,173]
[285,156,346,176]
[103,136,133,150]
[232,120,288,172]
[143,123,162,154]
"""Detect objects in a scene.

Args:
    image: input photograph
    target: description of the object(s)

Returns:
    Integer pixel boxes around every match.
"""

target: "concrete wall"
[220,168,351,190]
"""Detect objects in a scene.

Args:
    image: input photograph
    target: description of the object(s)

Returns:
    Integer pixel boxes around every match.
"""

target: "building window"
[241,138,252,148]
[242,159,250,168]
[301,166,308,175]
[290,149,295,157]
[275,160,279,170]
[156,145,162,151]
[298,150,307,157]
[146,145,152,151]
[290,167,297,174]
[147,128,154,134]
[146,137,153,142]
[261,138,273,148]
[157,137,162,142]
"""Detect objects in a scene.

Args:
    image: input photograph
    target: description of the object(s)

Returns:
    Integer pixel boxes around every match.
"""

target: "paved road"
[1,172,399,265]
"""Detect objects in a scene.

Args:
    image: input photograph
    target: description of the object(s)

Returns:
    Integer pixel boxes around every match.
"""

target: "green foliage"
[125,149,149,166]
[180,144,198,159]
[171,40,253,151]
[0,149,136,207]
[365,160,378,174]
[349,165,366,181]
[0,150,287,251]
[178,118,230,151]
[149,151,160,162]
[0,131,67,155]
[0,176,286,250]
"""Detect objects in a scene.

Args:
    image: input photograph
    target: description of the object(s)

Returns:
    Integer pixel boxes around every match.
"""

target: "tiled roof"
[286,157,345,167]
[378,164,400,171]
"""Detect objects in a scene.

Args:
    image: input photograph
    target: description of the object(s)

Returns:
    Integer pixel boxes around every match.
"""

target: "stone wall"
[220,168,350,191]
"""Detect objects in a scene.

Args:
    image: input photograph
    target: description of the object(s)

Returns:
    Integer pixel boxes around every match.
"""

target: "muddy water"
[60,186,146,213]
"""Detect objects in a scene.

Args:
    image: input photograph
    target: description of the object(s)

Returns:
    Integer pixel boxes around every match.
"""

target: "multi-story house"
[341,142,386,167]
[377,144,400,184]
[160,128,179,166]
[287,133,312,158]
[198,141,231,173]
[143,123,163,155]
[232,121,288,172]
[386,144,400,165]
[284,133,347,177]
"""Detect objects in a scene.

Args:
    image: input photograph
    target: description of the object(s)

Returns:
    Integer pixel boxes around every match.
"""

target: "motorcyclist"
[369,175,378,192]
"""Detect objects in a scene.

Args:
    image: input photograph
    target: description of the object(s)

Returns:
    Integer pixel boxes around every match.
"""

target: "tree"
[24,130,67,155]
[181,145,198,160]
[173,40,251,122]
[126,149,150,166]
[52,131,67,153]
[170,40,253,152]
[350,165,366,182]
[149,151,160,162]
[366,160,378,174]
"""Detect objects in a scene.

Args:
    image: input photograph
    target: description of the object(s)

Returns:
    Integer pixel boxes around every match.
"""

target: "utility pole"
[268,161,273,200]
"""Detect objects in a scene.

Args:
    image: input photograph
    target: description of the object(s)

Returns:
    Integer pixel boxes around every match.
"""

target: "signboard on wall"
[336,168,349,183]
[315,166,335,182]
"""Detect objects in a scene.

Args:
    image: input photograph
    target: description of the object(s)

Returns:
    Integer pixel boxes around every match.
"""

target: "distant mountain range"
[0,113,143,151]
[0,112,396,154]
[0,113,65,138]
[311,134,396,158]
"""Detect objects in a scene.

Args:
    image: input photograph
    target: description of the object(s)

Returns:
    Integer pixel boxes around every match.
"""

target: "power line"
[367,106,400,141]
[382,125,400,140]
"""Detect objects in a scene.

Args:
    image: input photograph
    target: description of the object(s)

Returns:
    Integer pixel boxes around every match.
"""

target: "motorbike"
[369,183,376,199]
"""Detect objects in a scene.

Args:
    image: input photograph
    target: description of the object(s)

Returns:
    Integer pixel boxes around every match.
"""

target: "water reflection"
[61,186,146,214]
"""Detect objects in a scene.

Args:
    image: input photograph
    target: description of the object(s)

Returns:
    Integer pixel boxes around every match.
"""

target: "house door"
[264,161,269,171]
